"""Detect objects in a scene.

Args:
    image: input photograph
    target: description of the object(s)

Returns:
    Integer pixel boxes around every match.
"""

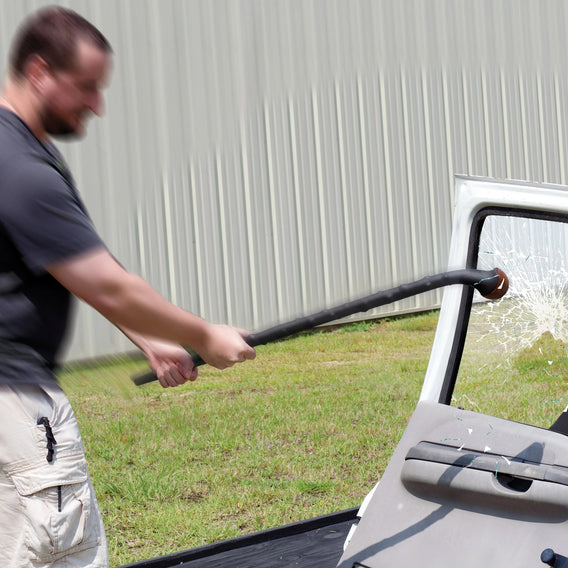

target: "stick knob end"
[483,268,509,300]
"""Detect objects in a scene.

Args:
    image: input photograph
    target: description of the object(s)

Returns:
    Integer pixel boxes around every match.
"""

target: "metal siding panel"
[341,81,372,298]
[245,110,279,325]
[554,73,568,186]
[262,102,284,321]
[3,1,568,359]
[483,72,507,179]
[356,75,377,289]
[384,71,416,306]
[224,148,255,327]
[422,71,453,273]
[503,72,529,180]
[286,98,309,314]
[298,91,326,311]
[539,74,563,184]
[269,101,304,320]
[198,157,228,322]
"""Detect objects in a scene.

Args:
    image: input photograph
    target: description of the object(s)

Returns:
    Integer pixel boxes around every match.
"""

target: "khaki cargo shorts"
[0,383,108,567]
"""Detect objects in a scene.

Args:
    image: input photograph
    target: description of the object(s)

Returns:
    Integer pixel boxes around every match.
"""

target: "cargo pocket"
[7,455,101,562]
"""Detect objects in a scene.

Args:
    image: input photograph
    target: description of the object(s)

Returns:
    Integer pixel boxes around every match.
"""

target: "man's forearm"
[48,248,212,350]
[91,270,212,349]
[48,247,255,369]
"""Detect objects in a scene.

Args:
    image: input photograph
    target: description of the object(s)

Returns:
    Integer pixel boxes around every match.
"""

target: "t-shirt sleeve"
[0,159,105,272]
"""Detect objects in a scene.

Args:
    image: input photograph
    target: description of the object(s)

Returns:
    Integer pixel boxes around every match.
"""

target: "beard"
[40,106,88,139]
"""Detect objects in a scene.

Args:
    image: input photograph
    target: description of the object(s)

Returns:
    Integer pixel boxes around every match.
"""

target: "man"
[0,6,256,567]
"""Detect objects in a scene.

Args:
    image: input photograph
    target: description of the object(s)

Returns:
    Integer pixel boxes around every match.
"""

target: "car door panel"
[338,400,568,567]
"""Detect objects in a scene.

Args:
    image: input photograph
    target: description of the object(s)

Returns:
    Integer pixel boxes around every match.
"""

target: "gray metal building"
[1,0,567,361]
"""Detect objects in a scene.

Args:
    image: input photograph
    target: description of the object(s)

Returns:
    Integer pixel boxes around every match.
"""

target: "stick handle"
[132,267,506,386]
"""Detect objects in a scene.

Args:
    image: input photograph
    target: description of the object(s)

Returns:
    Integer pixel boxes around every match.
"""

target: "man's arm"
[47,246,256,370]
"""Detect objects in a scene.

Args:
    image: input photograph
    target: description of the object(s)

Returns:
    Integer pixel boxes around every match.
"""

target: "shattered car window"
[454,215,568,429]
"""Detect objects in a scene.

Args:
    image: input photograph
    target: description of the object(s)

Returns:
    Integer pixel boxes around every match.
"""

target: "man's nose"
[88,91,105,117]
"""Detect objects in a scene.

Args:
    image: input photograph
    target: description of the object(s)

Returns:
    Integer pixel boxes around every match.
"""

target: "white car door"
[339,177,568,568]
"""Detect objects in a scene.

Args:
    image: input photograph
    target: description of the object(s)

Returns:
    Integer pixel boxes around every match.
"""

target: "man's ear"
[24,54,51,93]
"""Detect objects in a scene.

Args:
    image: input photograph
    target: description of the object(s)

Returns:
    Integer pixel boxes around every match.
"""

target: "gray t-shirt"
[0,108,104,383]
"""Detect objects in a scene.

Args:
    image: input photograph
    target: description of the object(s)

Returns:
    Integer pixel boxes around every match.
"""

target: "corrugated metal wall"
[1,0,568,361]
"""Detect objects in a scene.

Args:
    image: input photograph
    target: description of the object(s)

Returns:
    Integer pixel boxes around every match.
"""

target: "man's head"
[8,6,113,139]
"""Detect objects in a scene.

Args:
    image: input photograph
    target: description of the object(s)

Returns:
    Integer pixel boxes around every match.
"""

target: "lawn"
[58,310,568,566]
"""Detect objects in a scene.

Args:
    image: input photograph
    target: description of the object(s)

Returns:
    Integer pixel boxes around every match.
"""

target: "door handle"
[405,442,568,487]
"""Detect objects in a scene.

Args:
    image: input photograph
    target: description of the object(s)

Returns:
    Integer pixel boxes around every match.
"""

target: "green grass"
[58,310,567,566]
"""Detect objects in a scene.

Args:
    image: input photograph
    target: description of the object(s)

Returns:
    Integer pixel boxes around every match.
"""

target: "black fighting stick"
[132,267,509,386]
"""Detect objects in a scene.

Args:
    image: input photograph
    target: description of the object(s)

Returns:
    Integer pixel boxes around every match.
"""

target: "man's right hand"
[197,323,256,369]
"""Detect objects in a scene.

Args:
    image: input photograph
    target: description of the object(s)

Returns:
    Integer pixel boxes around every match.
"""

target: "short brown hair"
[9,5,112,77]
